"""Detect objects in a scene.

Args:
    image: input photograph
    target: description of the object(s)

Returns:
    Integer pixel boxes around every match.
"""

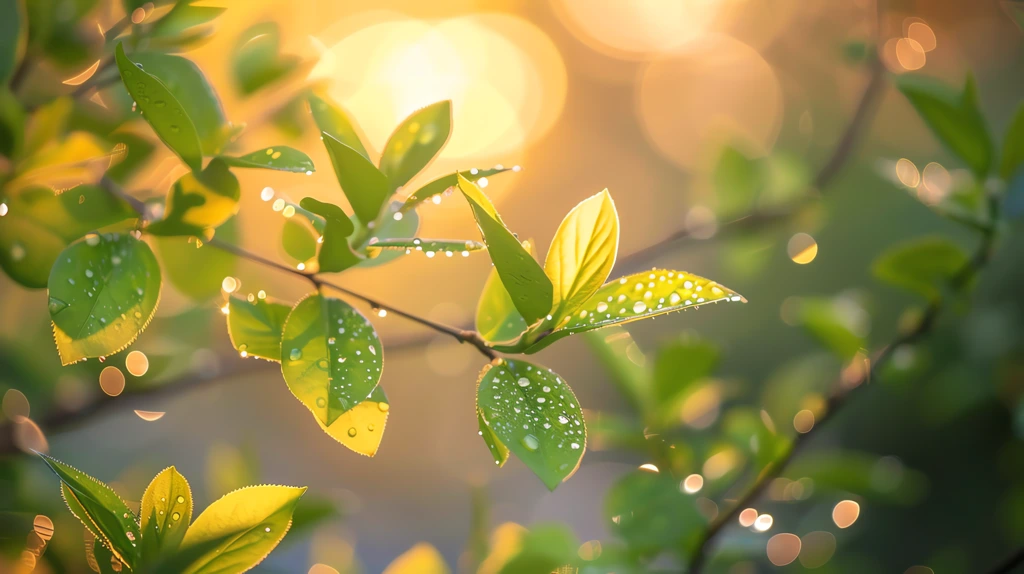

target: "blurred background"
[2,0,1024,572]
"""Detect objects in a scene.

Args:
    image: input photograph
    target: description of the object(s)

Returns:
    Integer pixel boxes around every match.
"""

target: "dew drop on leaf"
[48,298,69,315]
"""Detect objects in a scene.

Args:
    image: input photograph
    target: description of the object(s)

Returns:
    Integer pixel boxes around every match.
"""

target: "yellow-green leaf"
[147,159,240,237]
[227,294,291,362]
[400,167,512,213]
[315,386,390,457]
[140,467,193,567]
[872,236,968,302]
[221,146,315,173]
[321,132,389,224]
[298,197,361,272]
[178,485,306,574]
[307,91,368,159]
[382,543,451,574]
[458,175,552,325]
[476,240,530,344]
[544,190,619,325]
[379,101,452,192]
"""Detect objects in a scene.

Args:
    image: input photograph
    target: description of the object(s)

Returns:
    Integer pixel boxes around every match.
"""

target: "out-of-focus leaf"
[105,132,156,184]
[476,359,586,490]
[22,97,72,159]
[48,233,162,365]
[321,132,389,224]
[308,91,368,159]
[898,74,993,179]
[545,190,620,326]
[26,0,100,69]
[0,88,25,158]
[316,386,390,457]
[478,523,527,574]
[40,454,141,569]
[286,495,341,543]
[139,467,193,568]
[382,542,451,574]
[87,530,123,573]
[231,22,301,95]
[497,524,578,574]
[605,471,700,557]
[582,327,648,412]
[11,131,120,192]
[0,0,26,85]
[226,294,291,362]
[458,175,553,325]
[872,237,969,301]
[114,43,202,172]
[401,167,512,213]
[281,294,383,426]
[379,101,452,192]
[0,185,136,288]
[270,92,307,139]
[785,451,928,504]
[130,52,229,155]
[521,269,745,353]
[155,217,238,300]
[760,355,836,431]
[476,240,531,344]
[1006,1,1024,30]
[1001,102,1024,180]
[148,158,240,236]
[354,203,419,268]
[205,443,260,500]
[797,297,866,361]
[299,197,361,272]
[714,145,761,218]
[366,237,484,258]
[177,485,306,574]
[281,217,318,263]
[652,335,718,409]
[221,146,314,173]
[148,2,226,47]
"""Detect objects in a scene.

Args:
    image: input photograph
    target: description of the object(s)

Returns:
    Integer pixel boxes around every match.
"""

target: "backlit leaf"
[299,197,361,272]
[149,2,226,45]
[0,185,137,288]
[477,406,510,466]
[281,294,383,426]
[797,297,866,361]
[652,335,718,408]
[307,92,368,159]
[40,454,141,569]
[1001,102,1024,180]
[379,101,452,192]
[0,0,25,85]
[476,359,586,490]
[400,167,512,213]
[10,132,122,193]
[316,386,390,457]
[227,294,291,362]
[139,467,193,567]
[321,132,389,224]
[497,524,578,574]
[232,22,301,95]
[383,543,451,574]
[178,485,306,574]
[366,238,484,258]
[872,237,968,301]
[148,158,240,236]
[544,190,619,325]
[48,233,162,365]
[476,240,530,344]
[458,175,553,325]
[281,217,318,263]
[221,146,315,173]
[114,43,203,172]
[155,217,238,300]
[714,145,761,218]
[605,471,700,557]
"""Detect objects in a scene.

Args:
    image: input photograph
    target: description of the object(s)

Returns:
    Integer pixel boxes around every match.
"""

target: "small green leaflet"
[379,100,452,192]
[321,132,389,224]
[147,158,240,237]
[39,454,141,569]
[797,297,866,361]
[221,146,315,173]
[476,359,586,490]
[872,236,968,301]
[307,92,368,159]
[354,203,419,268]
[282,217,318,263]
[400,167,512,213]
[475,242,530,344]
[139,467,193,568]
[299,197,361,272]
[48,233,162,365]
[114,43,203,172]
[227,294,291,361]
[365,238,485,258]
[458,174,553,325]
[281,294,383,426]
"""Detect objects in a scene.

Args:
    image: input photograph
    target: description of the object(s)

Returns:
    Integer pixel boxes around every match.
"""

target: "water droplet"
[264,527,271,533]
[517,377,530,387]
[289,349,302,361]
[316,397,326,408]
[48,297,68,315]
[176,496,184,504]
[85,269,94,278]
[520,435,540,451]
[328,337,336,345]
[570,442,580,450]
[367,423,375,431]
[316,358,328,370]
[171,512,180,520]
[169,125,180,133]
[378,402,390,412]
[155,100,166,107]
[558,415,569,424]
[347,427,357,437]
[260,187,274,201]
[633,301,647,314]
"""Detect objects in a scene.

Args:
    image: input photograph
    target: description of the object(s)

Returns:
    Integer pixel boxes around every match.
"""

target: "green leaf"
[106,132,156,184]
[307,92,368,159]
[497,524,578,574]
[476,247,529,344]
[714,145,761,218]
[582,327,648,413]
[281,217,318,263]
[321,132,389,224]
[477,406,510,467]
[39,454,141,569]
[155,217,238,300]
[521,269,745,353]
[379,101,452,192]
[383,543,451,574]
[458,174,553,325]
[872,236,969,301]
[130,52,230,156]
[114,43,203,172]
[652,336,718,409]
[12,131,119,192]
[784,451,927,504]
[227,293,291,362]
[605,471,700,557]
[281,293,383,426]
[178,485,306,574]
[149,2,226,44]
[232,22,301,95]
[0,185,137,288]
[400,167,512,213]
[0,0,26,85]
[87,529,124,574]
[221,146,315,173]
[544,190,620,325]
[315,386,390,457]
[48,233,162,365]
[139,467,193,567]
[0,87,26,158]
[148,158,240,236]
[354,203,419,268]
[1001,102,1024,180]
[476,359,586,490]
[299,197,361,273]
[365,237,484,258]
[797,297,866,361]
[898,74,993,179]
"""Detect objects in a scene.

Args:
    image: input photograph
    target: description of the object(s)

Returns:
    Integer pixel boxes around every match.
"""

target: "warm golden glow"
[919,162,951,204]
[753,513,773,532]
[33,516,54,542]
[832,499,860,528]
[682,473,704,494]
[907,22,937,52]
[134,410,166,422]
[125,351,150,377]
[738,508,758,527]
[63,60,102,86]
[13,418,48,454]
[577,540,603,561]
[793,409,815,433]
[766,533,801,566]
[222,276,239,293]
[680,383,722,429]
[308,565,340,574]
[99,366,126,397]
[638,463,660,473]
[799,531,836,568]
[787,233,818,264]
[702,448,739,480]
[896,158,921,188]
[2,388,29,420]
[895,38,927,71]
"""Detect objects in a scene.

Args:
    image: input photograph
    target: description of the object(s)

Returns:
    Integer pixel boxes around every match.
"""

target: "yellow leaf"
[544,190,619,325]
[139,467,193,565]
[382,543,451,574]
[316,387,390,457]
[478,523,527,574]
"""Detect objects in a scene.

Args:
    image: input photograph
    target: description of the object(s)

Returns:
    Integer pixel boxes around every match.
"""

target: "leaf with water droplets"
[365,238,485,259]
[48,233,162,365]
[475,240,530,344]
[321,132,390,224]
[39,453,141,569]
[521,269,746,353]
[307,91,368,159]
[114,43,203,172]
[147,158,240,237]
[544,189,619,326]
[177,485,306,574]
[226,294,291,362]
[299,197,361,272]
[139,467,193,568]
[477,406,509,466]
[382,542,451,574]
[0,185,137,288]
[476,359,586,490]
[221,146,315,173]
[281,293,383,427]
[400,167,512,213]
[379,100,452,193]
[316,386,390,457]
[872,236,968,302]
[458,175,553,325]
